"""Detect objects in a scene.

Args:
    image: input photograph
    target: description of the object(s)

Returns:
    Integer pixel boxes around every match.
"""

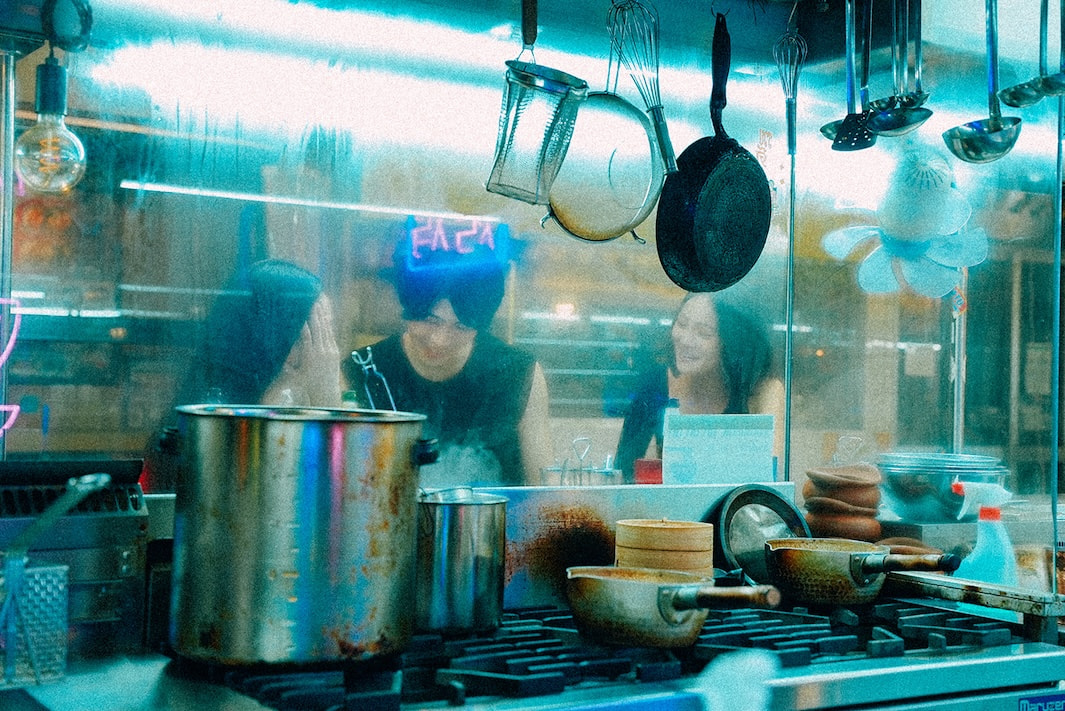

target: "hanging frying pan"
[655,13,772,292]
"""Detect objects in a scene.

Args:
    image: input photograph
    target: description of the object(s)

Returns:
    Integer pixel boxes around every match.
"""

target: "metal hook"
[350,346,397,411]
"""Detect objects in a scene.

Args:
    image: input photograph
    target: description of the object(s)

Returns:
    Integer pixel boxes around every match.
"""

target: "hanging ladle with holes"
[942,0,1021,163]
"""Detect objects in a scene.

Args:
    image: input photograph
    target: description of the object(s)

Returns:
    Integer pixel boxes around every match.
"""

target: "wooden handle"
[693,584,782,609]
[863,553,962,575]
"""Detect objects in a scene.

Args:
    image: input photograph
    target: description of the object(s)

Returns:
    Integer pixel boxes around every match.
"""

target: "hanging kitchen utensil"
[832,0,877,150]
[486,0,588,205]
[544,3,665,242]
[565,566,781,647]
[900,0,931,108]
[867,0,899,114]
[609,0,677,173]
[942,0,1021,163]
[774,16,807,159]
[654,12,772,292]
[868,0,933,136]
[999,0,1063,107]
[774,8,806,484]
[819,0,858,141]
[765,538,960,606]
[1041,0,1065,94]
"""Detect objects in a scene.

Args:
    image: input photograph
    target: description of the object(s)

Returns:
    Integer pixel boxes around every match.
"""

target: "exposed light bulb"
[14,55,86,194]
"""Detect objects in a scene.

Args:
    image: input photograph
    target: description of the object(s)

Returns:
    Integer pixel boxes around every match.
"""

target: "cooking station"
[7,589,1065,711]
[186,596,1065,710]
[3,483,1065,711]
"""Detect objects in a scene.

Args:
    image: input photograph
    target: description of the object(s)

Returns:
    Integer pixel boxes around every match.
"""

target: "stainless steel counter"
[1,655,268,711]
[1,654,710,711]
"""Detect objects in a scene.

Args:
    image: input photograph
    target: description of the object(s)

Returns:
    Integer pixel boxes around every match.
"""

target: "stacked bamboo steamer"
[615,519,715,577]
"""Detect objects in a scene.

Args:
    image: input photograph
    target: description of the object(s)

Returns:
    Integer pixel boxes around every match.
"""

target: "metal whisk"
[773,24,808,156]
[773,10,806,483]
[609,0,677,173]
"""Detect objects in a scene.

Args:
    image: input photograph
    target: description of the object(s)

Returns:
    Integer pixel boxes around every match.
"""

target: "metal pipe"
[951,269,968,453]
[783,144,796,481]
[1009,256,1022,458]
[1049,87,1063,593]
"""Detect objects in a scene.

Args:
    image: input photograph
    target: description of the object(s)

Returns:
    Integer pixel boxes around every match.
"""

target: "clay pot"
[804,496,879,518]
[805,512,882,542]
[802,479,882,509]
[805,463,882,489]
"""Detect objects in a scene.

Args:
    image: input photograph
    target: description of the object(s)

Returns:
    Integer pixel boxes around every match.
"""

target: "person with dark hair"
[343,246,551,488]
[144,259,342,489]
[614,292,784,481]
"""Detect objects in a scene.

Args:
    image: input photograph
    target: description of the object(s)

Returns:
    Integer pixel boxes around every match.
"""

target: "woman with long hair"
[615,292,783,481]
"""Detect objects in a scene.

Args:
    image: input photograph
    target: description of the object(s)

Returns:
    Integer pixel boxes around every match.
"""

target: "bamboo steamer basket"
[614,519,715,576]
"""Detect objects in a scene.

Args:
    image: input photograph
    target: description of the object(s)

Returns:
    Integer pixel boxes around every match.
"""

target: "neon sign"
[404,216,509,271]
[0,299,21,434]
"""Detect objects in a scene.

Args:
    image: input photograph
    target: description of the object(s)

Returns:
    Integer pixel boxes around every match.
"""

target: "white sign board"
[662,412,776,484]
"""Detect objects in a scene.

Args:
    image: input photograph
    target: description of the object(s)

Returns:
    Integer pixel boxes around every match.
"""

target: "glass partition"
[0,0,1060,589]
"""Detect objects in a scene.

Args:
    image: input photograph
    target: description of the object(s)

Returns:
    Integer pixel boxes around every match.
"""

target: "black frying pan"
[655,13,772,292]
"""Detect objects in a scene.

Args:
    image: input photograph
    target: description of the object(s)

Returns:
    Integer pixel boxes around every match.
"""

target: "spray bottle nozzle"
[952,479,1012,521]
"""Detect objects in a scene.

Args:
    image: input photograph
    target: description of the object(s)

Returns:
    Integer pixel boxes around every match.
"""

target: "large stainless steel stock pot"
[170,405,435,665]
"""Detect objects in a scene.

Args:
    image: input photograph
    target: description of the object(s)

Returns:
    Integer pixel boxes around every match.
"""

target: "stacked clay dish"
[802,463,883,541]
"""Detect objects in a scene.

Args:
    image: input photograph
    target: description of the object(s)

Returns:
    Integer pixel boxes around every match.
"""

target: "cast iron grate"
[692,600,1018,669]
[218,607,691,710]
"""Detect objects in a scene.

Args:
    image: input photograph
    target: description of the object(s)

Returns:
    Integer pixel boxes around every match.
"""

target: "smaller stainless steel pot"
[415,488,508,635]
[565,566,780,648]
[765,538,960,605]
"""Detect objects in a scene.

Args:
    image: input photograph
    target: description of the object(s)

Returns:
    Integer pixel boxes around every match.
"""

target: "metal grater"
[1,561,68,688]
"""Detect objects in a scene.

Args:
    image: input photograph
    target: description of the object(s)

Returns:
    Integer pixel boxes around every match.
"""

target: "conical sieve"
[486,0,588,205]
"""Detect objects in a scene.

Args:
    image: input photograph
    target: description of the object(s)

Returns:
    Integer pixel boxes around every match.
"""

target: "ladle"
[1038,0,1065,95]
[867,0,900,113]
[999,0,1055,107]
[868,0,932,135]
[899,0,930,108]
[942,0,1021,163]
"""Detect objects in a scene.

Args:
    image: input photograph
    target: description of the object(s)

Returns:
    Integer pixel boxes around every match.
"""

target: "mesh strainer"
[486,0,588,205]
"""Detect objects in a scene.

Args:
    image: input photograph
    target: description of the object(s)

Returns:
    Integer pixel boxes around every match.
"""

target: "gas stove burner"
[196,598,1063,711]
[692,600,1018,669]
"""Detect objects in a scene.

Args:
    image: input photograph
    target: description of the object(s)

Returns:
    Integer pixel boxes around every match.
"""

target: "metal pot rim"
[176,404,426,423]
[419,487,509,505]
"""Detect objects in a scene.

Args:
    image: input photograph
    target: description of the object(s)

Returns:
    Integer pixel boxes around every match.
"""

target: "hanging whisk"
[609,0,677,173]
[773,3,806,482]
[773,21,808,156]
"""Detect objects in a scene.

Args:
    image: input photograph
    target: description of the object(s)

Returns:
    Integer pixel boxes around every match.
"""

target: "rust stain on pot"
[519,503,615,597]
